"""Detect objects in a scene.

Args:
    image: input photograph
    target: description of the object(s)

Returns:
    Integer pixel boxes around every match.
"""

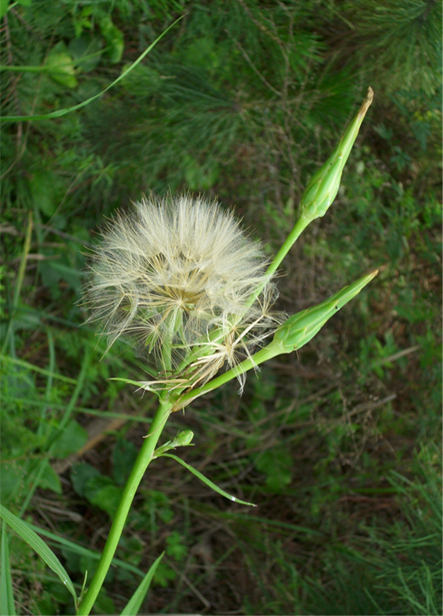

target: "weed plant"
[1,1,441,615]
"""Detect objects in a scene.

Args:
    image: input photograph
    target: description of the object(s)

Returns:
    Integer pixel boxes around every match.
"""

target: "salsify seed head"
[84,194,283,390]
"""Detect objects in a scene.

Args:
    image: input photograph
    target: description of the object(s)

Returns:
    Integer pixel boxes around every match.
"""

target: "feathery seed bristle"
[84,194,283,390]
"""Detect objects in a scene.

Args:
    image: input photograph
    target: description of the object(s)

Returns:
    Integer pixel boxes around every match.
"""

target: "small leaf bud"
[174,430,194,447]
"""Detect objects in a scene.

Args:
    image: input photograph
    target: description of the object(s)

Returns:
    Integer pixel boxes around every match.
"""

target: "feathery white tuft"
[84,194,283,391]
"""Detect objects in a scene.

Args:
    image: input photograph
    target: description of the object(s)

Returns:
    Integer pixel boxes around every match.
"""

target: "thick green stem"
[77,395,173,616]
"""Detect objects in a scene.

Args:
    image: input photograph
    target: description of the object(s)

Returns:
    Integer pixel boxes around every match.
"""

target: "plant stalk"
[77,395,173,615]
[176,344,279,409]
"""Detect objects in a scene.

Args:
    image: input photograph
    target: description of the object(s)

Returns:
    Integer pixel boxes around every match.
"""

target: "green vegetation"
[1,1,441,614]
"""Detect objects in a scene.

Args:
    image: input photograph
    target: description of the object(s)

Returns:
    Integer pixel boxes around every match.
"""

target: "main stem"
[77,395,173,616]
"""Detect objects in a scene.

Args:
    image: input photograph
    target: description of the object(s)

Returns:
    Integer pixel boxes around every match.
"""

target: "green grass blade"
[19,348,91,517]
[162,453,256,507]
[0,504,77,606]
[120,552,164,615]
[26,522,145,577]
[1,211,33,356]
[0,354,77,384]
[0,65,58,73]
[1,522,16,616]
[1,16,184,123]
[109,377,157,388]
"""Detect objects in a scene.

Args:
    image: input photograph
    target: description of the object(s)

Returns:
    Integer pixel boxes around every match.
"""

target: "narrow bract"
[84,195,283,390]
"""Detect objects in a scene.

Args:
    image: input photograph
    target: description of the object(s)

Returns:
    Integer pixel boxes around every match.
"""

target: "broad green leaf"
[0,462,23,504]
[68,35,103,73]
[255,445,293,491]
[121,553,164,616]
[99,15,124,64]
[165,531,187,561]
[37,461,62,495]
[86,482,123,519]
[1,523,16,616]
[0,0,9,20]
[0,504,77,605]
[74,469,124,519]
[152,561,176,587]
[51,419,88,459]
[45,44,78,89]
[70,463,101,498]
[161,454,256,507]
[29,167,64,215]
[94,590,115,615]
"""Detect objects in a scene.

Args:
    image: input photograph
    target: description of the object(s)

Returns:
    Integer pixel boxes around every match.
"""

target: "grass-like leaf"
[161,453,256,507]
[0,504,77,607]
[26,522,146,577]
[1,523,16,616]
[1,17,184,123]
[1,355,77,384]
[121,553,164,616]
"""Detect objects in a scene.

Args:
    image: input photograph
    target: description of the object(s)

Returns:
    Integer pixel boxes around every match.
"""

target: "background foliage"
[1,0,441,614]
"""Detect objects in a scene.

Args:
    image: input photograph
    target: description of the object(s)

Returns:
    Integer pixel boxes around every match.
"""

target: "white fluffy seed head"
[84,194,283,390]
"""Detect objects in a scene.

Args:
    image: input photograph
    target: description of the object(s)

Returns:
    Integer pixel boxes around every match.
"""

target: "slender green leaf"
[1,17,184,123]
[0,0,9,20]
[161,454,256,507]
[109,377,151,388]
[26,522,145,577]
[0,354,77,384]
[1,523,16,616]
[0,504,77,606]
[0,65,68,73]
[121,553,164,615]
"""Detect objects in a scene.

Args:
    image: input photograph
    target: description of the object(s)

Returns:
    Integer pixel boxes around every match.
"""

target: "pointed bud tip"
[359,87,374,118]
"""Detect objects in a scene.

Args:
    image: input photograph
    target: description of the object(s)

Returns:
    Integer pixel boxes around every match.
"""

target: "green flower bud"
[272,270,378,354]
[173,430,194,447]
[273,301,336,352]
[300,87,374,222]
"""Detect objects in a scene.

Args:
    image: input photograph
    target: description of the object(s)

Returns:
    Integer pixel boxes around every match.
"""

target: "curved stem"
[77,394,173,615]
